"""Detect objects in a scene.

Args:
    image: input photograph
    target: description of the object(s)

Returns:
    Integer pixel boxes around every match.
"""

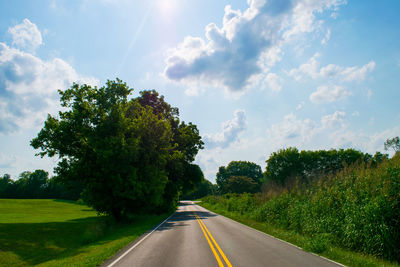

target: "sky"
[0,0,399,182]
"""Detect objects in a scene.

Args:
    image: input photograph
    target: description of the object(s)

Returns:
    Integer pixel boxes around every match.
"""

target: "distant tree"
[31,79,203,220]
[14,171,31,198]
[0,174,13,197]
[216,161,262,194]
[0,170,83,200]
[264,147,301,185]
[26,170,49,198]
[181,178,215,200]
[225,176,259,193]
[384,136,400,154]
[264,148,374,185]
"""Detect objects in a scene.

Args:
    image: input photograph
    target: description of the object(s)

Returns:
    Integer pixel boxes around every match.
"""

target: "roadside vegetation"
[0,199,168,266]
[200,141,400,266]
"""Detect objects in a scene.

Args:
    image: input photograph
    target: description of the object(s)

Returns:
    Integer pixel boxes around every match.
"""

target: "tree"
[384,136,400,154]
[264,147,301,185]
[216,161,262,194]
[225,176,259,193]
[26,170,49,198]
[0,174,13,198]
[31,79,203,220]
[135,90,204,211]
[264,147,377,185]
[181,178,215,200]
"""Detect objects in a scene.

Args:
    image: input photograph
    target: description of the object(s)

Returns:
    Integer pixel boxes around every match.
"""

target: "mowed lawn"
[0,199,168,266]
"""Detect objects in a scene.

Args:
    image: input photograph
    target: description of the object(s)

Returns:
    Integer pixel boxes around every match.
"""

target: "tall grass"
[202,155,400,262]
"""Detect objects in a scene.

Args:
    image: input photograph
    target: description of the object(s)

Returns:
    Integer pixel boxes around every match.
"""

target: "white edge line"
[195,204,346,267]
[107,212,175,267]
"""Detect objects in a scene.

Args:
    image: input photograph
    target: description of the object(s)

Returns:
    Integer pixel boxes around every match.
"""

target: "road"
[103,201,342,267]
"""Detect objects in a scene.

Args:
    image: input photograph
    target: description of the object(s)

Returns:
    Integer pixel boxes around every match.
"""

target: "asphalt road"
[103,201,342,267]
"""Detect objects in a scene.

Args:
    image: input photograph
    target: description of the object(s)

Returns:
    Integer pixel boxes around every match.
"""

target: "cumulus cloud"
[267,113,317,144]
[309,85,351,103]
[0,20,98,134]
[203,109,246,149]
[289,53,320,80]
[265,111,399,155]
[321,110,346,128]
[289,53,375,82]
[8,19,43,52]
[263,73,283,92]
[164,0,345,93]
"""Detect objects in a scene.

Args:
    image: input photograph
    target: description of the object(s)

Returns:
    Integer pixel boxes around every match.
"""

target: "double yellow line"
[193,211,232,267]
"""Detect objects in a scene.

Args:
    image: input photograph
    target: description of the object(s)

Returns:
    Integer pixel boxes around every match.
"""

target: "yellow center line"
[197,215,233,267]
[192,208,233,267]
[194,213,224,267]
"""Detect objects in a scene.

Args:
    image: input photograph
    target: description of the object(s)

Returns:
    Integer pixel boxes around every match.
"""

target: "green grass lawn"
[0,199,168,266]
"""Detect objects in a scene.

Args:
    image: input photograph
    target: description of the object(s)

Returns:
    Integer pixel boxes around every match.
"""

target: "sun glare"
[156,0,179,18]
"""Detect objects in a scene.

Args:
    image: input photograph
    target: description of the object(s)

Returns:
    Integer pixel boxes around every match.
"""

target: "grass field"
[0,199,168,266]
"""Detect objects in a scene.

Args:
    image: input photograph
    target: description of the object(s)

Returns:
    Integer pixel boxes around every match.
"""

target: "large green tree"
[216,161,262,194]
[134,90,204,210]
[31,79,203,219]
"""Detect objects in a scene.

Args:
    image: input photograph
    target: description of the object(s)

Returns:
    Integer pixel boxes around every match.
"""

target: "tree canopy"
[31,79,203,220]
[216,161,262,194]
[264,147,388,185]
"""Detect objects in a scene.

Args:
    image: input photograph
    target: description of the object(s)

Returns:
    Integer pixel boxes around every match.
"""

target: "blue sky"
[1,0,399,182]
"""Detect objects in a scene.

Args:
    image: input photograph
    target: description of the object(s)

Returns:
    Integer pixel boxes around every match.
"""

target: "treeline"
[0,170,82,200]
[216,148,388,194]
[181,179,217,200]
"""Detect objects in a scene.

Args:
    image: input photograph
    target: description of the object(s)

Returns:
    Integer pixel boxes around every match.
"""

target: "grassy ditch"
[200,156,400,267]
[0,199,168,266]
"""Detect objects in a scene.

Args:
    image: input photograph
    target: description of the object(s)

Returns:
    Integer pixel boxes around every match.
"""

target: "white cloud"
[289,53,320,80]
[310,85,351,103]
[264,73,283,92]
[0,22,98,134]
[265,111,398,155]
[8,19,43,52]
[203,109,246,149]
[164,0,345,93]
[195,152,222,181]
[267,113,317,145]
[289,53,375,82]
[321,61,375,81]
[321,28,331,44]
[296,101,305,110]
[321,110,346,128]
